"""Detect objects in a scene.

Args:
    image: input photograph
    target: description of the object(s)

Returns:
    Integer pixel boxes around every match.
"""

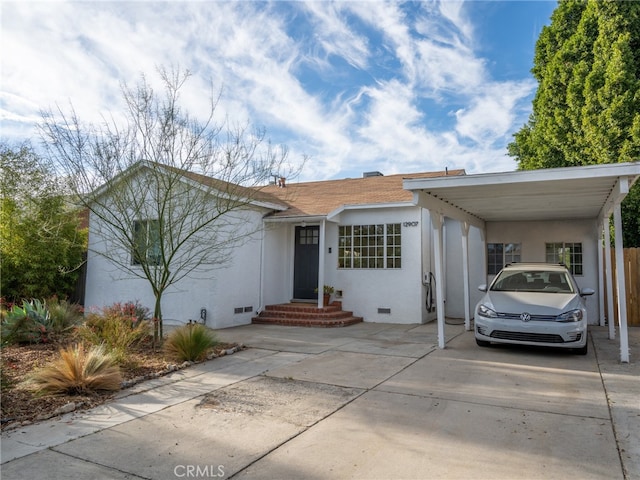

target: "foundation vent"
[378,308,391,315]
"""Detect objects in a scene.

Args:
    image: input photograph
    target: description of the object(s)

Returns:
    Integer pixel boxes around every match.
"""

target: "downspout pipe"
[317,219,326,308]
[258,215,268,315]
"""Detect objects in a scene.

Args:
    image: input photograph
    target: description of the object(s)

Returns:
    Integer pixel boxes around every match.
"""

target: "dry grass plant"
[76,312,151,364]
[164,323,219,362]
[29,343,122,395]
[47,297,84,335]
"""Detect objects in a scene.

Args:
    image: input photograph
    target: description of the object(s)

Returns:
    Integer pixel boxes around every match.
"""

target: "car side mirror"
[478,284,487,292]
[580,288,595,297]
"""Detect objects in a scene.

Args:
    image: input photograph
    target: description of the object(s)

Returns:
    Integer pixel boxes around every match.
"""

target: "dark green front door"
[293,226,319,299]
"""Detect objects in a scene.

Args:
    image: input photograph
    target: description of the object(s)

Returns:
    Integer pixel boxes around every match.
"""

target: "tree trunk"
[153,293,163,348]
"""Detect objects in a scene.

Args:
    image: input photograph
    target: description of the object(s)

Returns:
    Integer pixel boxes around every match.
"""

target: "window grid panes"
[487,243,521,275]
[386,223,402,268]
[504,243,521,265]
[132,219,161,266]
[546,242,583,275]
[338,224,401,269]
[298,228,319,245]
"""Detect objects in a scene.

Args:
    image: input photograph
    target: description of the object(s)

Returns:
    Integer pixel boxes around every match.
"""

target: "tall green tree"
[509,0,640,246]
[0,143,88,300]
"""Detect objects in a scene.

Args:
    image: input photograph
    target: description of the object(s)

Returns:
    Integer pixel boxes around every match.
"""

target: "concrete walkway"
[1,322,638,479]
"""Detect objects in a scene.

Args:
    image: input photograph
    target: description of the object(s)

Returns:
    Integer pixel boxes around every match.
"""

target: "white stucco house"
[84,161,640,362]
[86,167,473,328]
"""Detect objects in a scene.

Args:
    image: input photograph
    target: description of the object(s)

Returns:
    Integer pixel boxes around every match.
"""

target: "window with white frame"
[338,224,401,269]
[487,243,521,275]
[132,219,161,266]
[546,242,583,275]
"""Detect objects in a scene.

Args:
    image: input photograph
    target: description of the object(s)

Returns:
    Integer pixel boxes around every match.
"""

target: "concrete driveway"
[1,322,638,479]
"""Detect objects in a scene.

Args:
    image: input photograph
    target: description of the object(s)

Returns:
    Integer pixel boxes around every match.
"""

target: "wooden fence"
[606,248,640,326]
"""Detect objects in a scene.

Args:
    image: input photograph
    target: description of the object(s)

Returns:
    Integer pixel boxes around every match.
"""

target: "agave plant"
[1,299,51,344]
[30,343,122,395]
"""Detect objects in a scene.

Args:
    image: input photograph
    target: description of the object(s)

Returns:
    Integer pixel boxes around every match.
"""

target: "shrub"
[76,301,151,363]
[0,298,9,320]
[1,367,12,390]
[164,323,219,362]
[29,343,121,395]
[101,301,150,329]
[1,299,51,344]
[46,296,84,335]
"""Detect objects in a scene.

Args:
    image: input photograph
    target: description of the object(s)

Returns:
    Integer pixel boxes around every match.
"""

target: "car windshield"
[490,270,574,293]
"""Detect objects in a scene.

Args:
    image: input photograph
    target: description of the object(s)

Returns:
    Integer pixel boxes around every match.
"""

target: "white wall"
[421,209,437,323]
[260,207,487,325]
[85,208,266,329]
[485,219,600,323]
[261,222,294,307]
[328,206,425,324]
[443,219,486,319]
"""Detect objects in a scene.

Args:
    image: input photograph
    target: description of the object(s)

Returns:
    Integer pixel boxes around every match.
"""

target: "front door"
[293,226,319,299]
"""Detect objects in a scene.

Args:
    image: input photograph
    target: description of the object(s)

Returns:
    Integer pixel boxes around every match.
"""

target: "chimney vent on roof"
[363,171,383,178]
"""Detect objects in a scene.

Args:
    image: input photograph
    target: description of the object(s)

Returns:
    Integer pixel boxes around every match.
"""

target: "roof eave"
[327,201,415,221]
[403,162,640,191]
[263,215,327,224]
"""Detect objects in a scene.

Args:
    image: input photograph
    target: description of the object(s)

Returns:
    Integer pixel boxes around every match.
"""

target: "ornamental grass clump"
[46,297,84,335]
[164,322,219,362]
[76,301,151,364]
[30,343,121,395]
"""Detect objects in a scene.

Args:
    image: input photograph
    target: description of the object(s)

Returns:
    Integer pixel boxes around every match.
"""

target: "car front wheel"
[573,343,588,355]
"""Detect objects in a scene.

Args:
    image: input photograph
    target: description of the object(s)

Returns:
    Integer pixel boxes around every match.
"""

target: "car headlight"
[477,304,497,318]
[556,309,583,322]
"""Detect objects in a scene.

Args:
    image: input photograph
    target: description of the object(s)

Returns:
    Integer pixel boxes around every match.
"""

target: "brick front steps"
[252,302,363,328]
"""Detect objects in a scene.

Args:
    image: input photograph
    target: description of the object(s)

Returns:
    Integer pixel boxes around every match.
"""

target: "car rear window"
[491,270,574,293]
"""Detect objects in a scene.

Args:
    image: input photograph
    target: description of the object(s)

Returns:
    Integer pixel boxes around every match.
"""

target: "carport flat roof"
[403,162,640,224]
[404,161,640,363]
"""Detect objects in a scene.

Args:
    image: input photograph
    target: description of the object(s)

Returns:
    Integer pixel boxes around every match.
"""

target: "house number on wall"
[403,221,419,227]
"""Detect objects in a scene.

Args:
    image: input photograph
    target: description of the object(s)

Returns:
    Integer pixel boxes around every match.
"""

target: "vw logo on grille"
[520,312,531,322]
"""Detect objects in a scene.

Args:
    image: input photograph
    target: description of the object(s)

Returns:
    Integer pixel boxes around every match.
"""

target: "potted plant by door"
[315,285,335,306]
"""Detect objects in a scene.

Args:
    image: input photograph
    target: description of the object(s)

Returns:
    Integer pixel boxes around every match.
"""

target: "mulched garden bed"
[1,337,238,431]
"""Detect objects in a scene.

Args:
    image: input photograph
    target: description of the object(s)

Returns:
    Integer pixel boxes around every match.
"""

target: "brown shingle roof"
[158,164,290,209]
[261,169,465,218]
[153,163,465,217]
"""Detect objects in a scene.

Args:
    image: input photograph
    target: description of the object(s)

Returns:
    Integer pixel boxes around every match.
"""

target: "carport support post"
[597,226,605,327]
[613,205,630,363]
[603,219,616,340]
[432,213,446,349]
[461,222,471,331]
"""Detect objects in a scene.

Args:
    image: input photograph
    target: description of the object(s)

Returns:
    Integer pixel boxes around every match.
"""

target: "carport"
[404,162,640,363]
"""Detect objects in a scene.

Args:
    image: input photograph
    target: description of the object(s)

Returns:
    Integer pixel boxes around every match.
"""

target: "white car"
[474,263,594,355]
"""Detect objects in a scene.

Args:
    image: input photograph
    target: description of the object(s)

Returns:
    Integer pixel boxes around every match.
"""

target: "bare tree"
[40,68,302,344]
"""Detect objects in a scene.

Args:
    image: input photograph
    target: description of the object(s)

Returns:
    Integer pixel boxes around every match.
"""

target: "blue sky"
[1,1,557,181]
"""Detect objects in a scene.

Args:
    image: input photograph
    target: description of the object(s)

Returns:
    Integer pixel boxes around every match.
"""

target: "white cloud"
[357,80,430,158]
[455,81,537,146]
[300,2,370,70]
[437,0,474,43]
[344,1,420,86]
[1,0,536,180]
